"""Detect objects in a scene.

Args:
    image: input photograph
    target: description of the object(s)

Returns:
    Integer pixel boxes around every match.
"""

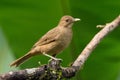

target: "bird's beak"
[74,18,80,22]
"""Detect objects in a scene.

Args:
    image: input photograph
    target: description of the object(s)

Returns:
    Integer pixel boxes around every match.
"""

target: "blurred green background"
[0,0,120,80]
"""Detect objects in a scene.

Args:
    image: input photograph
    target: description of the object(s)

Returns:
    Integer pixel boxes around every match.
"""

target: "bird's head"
[58,15,80,28]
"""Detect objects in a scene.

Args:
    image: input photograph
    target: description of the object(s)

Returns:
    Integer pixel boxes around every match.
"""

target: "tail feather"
[10,52,32,67]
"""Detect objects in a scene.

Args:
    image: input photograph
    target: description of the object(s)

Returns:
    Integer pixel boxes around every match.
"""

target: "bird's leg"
[43,52,62,61]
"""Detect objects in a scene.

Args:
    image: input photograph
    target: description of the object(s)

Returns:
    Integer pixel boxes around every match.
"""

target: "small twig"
[96,25,105,28]
[0,15,120,80]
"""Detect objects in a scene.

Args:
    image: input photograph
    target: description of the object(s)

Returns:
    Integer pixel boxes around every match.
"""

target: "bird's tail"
[10,52,33,67]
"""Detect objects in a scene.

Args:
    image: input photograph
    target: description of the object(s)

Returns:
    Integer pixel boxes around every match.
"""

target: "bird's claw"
[49,58,63,62]
[54,58,63,62]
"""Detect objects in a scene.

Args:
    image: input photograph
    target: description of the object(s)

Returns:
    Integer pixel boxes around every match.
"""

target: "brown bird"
[10,15,80,67]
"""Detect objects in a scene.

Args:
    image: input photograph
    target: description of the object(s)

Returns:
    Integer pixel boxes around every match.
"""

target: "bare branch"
[72,15,120,70]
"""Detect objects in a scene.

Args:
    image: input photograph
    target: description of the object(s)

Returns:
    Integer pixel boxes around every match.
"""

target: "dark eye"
[65,19,69,22]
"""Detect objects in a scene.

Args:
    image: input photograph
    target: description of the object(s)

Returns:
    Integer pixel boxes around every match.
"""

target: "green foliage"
[0,0,120,80]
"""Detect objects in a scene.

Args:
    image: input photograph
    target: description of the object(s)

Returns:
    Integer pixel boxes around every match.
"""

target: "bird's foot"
[52,58,63,62]
[43,52,62,61]
[48,58,63,64]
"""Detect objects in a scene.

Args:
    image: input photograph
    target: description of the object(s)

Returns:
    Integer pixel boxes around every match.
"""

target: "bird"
[10,15,80,67]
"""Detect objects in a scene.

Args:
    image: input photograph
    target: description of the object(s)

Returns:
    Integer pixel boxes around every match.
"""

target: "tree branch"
[0,15,120,80]
[72,15,120,69]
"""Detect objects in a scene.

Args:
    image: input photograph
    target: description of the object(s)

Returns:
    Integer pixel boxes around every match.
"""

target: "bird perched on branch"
[10,15,80,67]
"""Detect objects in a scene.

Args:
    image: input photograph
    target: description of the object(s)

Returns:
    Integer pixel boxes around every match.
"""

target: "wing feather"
[32,27,60,48]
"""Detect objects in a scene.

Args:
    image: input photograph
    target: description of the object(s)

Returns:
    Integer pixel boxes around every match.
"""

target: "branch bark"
[0,15,120,80]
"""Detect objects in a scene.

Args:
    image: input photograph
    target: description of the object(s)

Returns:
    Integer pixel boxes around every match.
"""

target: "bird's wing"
[32,27,60,48]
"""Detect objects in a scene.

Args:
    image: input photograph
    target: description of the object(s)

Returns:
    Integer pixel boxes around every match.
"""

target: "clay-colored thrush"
[10,15,80,67]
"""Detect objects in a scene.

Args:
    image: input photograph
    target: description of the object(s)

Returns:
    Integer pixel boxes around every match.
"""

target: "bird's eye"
[65,19,69,22]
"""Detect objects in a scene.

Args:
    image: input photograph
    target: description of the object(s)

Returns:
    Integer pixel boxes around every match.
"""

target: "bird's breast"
[50,28,73,55]
[59,28,73,48]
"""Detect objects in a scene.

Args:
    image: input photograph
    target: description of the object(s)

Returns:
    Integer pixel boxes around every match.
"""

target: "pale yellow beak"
[74,18,80,22]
